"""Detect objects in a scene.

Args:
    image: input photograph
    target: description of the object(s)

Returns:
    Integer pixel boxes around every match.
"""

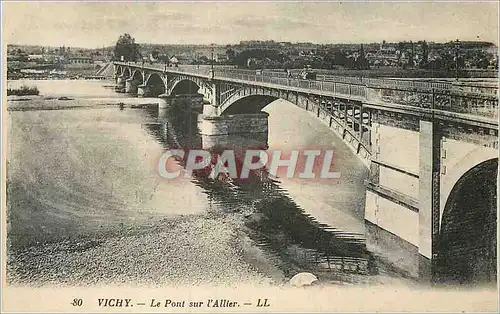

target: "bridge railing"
[363,77,498,96]
[216,71,368,99]
[219,71,497,118]
[215,67,498,95]
[124,62,214,77]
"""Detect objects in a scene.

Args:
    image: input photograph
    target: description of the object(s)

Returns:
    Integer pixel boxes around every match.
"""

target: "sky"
[3,1,499,48]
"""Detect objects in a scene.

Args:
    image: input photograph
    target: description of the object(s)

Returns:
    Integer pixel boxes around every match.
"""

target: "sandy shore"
[6,206,419,289]
[6,210,286,287]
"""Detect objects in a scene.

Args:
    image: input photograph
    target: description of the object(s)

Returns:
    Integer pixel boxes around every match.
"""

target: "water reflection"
[141,102,376,277]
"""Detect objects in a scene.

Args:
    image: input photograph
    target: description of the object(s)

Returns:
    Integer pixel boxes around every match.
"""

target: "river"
[6,79,413,287]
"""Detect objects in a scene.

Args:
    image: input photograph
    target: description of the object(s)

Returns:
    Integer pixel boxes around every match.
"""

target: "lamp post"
[210,43,215,79]
[454,39,460,81]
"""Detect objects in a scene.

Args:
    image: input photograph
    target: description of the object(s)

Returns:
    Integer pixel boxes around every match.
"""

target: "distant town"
[7,38,499,80]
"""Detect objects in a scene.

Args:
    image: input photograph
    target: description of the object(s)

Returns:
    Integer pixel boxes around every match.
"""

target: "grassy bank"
[7,85,40,96]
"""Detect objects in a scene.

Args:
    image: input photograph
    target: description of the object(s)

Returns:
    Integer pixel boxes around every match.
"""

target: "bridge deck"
[115,61,498,94]
[114,62,499,123]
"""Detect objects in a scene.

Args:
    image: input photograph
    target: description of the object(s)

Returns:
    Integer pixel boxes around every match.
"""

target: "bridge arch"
[170,79,202,96]
[144,72,166,96]
[131,69,144,84]
[435,157,497,284]
[216,89,373,168]
[440,146,498,225]
[122,67,131,78]
[221,95,279,115]
[115,65,123,76]
[218,87,330,116]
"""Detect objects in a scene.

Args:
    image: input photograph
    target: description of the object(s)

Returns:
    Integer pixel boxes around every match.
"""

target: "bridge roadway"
[113,61,499,284]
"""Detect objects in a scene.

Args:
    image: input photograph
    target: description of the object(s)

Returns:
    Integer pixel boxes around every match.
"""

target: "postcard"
[2,1,499,312]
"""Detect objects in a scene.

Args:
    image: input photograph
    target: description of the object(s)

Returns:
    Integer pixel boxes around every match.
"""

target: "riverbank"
[7,94,162,111]
[6,210,284,287]
[6,201,417,288]
[7,85,40,96]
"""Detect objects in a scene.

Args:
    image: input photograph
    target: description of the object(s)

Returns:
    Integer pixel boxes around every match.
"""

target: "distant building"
[379,46,396,54]
[28,54,44,61]
[20,69,46,74]
[49,69,67,75]
[169,56,179,65]
[149,54,158,63]
[68,56,93,64]
[214,53,227,62]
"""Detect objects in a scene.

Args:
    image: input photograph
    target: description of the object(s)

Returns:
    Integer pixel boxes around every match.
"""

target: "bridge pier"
[116,75,126,85]
[115,75,127,93]
[363,111,498,283]
[202,81,221,116]
[157,93,204,111]
[199,80,269,150]
[125,78,140,94]
[203,104,218,116]
[417,119,441,281]
[364,111,426,279]
[198,113,269,151]
[137,85,150,97]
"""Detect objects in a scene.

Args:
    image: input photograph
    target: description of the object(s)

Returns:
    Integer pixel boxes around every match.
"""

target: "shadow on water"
[141,103,378,279]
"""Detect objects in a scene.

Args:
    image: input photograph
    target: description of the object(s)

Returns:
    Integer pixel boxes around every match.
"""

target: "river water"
[6,79,411,287]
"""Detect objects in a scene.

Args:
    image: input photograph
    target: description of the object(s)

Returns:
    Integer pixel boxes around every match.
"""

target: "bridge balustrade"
[318,75,363,84]
[215,70,365,98]
[221,71,497,118]
[334,83,351,95]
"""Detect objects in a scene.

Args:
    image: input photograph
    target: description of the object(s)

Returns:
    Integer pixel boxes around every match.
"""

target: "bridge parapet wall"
[366,86,498,119]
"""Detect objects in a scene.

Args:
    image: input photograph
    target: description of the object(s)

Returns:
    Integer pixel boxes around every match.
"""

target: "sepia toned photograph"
[2,1,499,312]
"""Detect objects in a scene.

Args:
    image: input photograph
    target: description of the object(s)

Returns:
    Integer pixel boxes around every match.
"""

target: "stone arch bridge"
[114,61,499,284]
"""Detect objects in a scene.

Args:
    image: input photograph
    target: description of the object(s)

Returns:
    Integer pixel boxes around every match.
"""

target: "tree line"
[113,34,497,72]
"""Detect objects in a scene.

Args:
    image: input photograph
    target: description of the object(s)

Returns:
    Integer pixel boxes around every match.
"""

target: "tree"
[325,49,350,67]
[113,33,140,62]
[421,41,429,66]
[226,48,235,62]
[152,48,160,59]
[355,44,369,69]
[234,49,284,68]
[408,41,414,67]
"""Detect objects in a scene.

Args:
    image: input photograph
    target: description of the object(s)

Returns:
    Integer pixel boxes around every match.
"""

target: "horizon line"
[7,39,499,50]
